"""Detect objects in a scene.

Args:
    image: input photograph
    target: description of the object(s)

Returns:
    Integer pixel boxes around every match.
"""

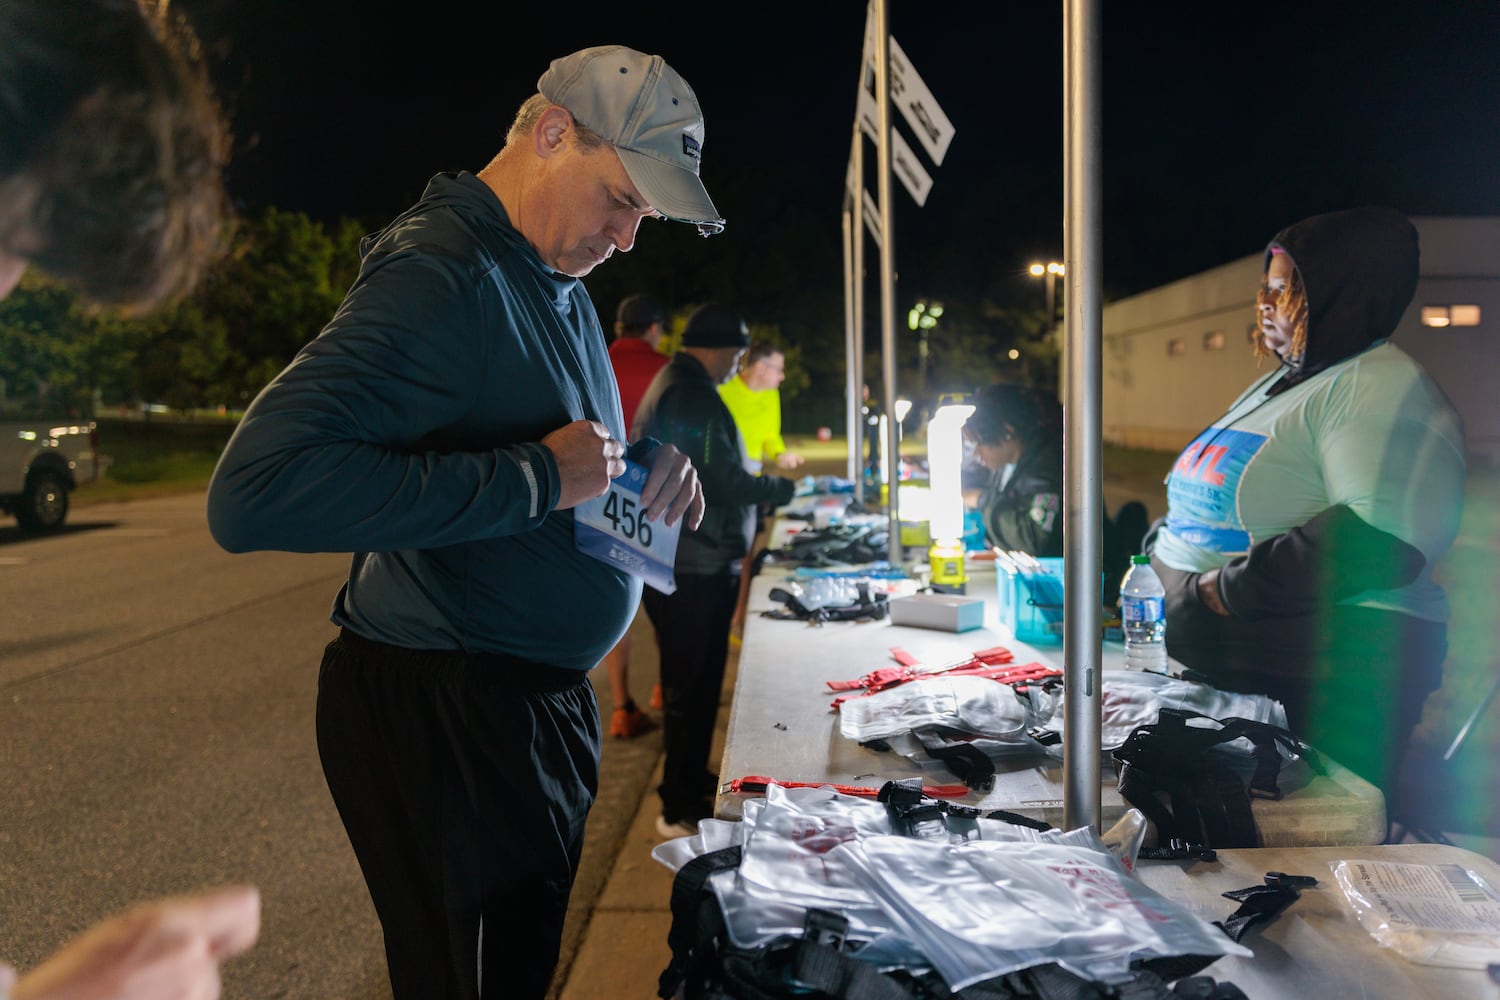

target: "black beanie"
[680,302,749,348]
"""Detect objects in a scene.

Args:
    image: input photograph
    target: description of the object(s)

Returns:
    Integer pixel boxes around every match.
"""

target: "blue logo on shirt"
[1163,427,1267,554]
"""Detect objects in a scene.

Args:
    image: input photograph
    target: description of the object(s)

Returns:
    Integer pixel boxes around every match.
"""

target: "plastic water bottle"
[1119,554,1168,672]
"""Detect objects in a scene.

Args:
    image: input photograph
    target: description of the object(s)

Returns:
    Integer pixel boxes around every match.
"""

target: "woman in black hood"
[1146,206,1467,809]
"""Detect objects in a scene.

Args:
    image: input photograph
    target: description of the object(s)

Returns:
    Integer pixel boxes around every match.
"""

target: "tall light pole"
[1028,261,1066,337]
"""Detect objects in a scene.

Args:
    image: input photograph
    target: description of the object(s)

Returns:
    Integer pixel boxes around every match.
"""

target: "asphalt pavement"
[0,491,675,998]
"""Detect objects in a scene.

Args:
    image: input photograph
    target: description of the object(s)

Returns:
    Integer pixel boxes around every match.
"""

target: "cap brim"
[616,148,725,236]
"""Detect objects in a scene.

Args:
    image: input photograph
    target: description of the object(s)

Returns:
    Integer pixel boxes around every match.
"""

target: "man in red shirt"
[603,293,670,736]
[610,293,670,431]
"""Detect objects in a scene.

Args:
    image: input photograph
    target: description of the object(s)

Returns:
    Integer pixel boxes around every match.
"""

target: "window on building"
[1422,304,1483,328]
[1167,338,1185,356]
[1203,330,1225,350]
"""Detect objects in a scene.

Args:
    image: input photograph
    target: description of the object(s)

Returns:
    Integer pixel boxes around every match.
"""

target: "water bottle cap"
[1131,554,1150,565]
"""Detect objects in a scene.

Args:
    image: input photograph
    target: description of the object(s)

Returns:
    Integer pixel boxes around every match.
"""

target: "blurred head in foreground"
[0,0,231,311]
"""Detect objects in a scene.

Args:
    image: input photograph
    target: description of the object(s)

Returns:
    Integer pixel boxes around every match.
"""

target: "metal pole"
[1046,271,1057,339]
[852,129,867,504]
[1062,0,1104,834]
[842,162,859,490]
[874,0,902,564]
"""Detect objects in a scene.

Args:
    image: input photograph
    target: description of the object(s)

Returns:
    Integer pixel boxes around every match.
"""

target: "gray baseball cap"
[538,45,725,237]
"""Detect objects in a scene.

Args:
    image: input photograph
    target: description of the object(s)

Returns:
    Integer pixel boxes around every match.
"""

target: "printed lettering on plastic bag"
[1331,858,1500,969]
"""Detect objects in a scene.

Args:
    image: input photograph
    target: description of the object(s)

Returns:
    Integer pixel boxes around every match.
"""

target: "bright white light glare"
[1007,348,1020,360]
[1028,263,1045,276]
[927,403,975,542]
[1047,262,1066,275]
[894,398,913,423]
[898,483,932,523]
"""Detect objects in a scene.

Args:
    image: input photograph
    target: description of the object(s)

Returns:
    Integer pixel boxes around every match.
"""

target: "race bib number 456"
[573,459,681,594]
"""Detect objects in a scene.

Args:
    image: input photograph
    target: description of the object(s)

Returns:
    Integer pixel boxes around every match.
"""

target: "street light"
[907,299,943,396]
[1028,261,1065,337]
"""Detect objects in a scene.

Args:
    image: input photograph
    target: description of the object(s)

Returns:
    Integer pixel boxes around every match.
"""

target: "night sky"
[175,1,1500,304]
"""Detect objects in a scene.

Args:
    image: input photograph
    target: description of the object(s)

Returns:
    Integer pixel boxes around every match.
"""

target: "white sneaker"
[655,815,697,840]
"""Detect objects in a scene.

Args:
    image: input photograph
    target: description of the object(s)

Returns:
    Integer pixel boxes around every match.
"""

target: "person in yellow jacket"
[717,342,803,472]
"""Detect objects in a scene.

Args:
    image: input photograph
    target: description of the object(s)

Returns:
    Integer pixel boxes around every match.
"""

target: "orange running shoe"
[610,705,657,739]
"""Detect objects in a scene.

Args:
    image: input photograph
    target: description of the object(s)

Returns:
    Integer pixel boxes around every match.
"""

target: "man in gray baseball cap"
[539,45,724,236]
[206,43,715,1000]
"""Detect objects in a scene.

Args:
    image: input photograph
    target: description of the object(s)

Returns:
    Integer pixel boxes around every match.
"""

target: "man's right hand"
[543,420,626,511]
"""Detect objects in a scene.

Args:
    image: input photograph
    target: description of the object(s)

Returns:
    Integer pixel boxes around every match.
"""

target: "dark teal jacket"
[207,172,645,670]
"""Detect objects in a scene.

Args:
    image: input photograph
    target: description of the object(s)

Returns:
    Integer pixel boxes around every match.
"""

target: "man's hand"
[638,443,705,531]
[12,885,260,1000]
[774,451,805,470]
[1196,568,1230,616]
[543,420,626,511]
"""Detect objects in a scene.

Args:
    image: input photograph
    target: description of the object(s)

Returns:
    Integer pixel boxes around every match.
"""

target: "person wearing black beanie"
[632,302,797,837]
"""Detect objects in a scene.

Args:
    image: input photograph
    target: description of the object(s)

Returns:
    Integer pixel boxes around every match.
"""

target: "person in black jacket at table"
[632,303,797,838]
[964,383,1148,603]
[963,383,1065,557]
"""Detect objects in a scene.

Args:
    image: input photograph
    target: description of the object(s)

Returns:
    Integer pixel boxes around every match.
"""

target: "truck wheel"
[16,469,69,531]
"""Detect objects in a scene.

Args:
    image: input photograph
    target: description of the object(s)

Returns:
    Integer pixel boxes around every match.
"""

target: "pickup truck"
[0,418,108,530]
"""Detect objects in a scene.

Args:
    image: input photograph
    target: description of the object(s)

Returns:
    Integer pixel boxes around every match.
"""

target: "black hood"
[1264,206,1419,395]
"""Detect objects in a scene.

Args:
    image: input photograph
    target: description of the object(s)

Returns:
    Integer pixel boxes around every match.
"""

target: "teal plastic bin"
[996,556,1066,645]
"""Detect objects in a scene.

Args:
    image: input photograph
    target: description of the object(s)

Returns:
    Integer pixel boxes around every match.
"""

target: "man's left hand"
[774,451,805,470]
[639,443,705,531]
[1196,568,1230,616]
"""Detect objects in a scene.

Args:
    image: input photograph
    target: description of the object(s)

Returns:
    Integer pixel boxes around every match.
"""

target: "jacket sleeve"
[1216,505,1424,618]
[206,250,559,554]
[982,472,1062,555]
[656,383,795,509]
[1216,399,1465,619]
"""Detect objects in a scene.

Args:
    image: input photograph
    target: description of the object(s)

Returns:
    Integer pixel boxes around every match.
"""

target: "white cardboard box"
[888,592,986,632]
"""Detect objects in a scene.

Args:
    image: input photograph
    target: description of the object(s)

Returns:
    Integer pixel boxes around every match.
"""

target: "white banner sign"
[890,129,932,207]
[888,37,955,167]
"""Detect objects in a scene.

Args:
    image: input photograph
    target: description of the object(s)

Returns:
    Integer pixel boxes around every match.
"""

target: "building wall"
[1389,218,1500,466]
[1100,217,1500,464]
